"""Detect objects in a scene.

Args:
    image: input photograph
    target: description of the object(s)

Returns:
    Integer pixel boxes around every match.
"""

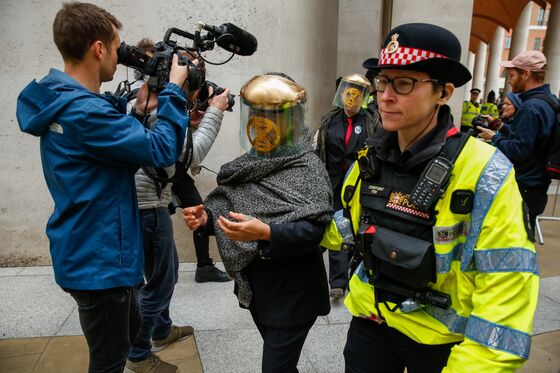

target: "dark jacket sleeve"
[493,106,543,162]
[260,220,326,258]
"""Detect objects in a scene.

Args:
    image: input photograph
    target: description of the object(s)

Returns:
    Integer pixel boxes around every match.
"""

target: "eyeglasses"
[373,75,440,95]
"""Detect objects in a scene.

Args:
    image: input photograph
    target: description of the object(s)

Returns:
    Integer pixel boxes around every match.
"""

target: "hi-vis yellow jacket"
[481,102,499,118]
[461,101,480,128]
[321,137,539,372]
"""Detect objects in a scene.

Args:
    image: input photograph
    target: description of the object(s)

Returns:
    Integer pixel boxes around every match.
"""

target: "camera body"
[118,40,205,92]
[471,115,489,130]
[197,81,235,112]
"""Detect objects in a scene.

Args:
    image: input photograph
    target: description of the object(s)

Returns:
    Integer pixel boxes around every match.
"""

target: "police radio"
[409,156,453,211]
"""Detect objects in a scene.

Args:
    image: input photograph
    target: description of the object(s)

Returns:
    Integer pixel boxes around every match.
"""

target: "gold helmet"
[240,74,307,157]
[332,74,371,114]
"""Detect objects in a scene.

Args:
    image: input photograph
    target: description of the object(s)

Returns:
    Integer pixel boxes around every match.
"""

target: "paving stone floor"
[2,197,560,372]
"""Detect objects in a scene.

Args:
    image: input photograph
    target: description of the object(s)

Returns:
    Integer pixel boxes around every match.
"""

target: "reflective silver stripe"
[343,162,357,184]
[333,209,354,244]
[461,151,512,271]
[355,262,369,283]
[424,305,468,334]
[465,315,531,359]
[436,243,463,273]
[475,248,539,274]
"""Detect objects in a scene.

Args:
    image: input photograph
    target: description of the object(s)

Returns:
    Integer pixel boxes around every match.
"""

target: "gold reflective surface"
[240,75,307,109]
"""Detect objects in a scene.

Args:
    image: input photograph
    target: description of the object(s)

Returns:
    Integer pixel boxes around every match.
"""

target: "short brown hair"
[53,2,122,62]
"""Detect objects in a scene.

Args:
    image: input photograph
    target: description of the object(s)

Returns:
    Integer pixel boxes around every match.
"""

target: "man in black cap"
[363,58,380,113]
[461,87,481,132]
[321,23,538,372]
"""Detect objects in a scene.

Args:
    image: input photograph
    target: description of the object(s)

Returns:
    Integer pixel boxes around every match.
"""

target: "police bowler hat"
[369,23,472,87]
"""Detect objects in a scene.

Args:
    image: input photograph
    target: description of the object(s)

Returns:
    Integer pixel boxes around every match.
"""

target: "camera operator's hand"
[477,126,496,141]
[169,54,193,88]
[183,204,207,231]
[481,114,503,131]
[209,86,231,113]
[217,212,271,241]
[134,82,159,115]
[189,110,205,128]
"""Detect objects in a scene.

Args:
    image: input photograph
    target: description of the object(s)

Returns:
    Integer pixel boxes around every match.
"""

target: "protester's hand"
[134,82,158,115]
[209,86,231,112]
[169,54,193,88]
[217,212,271,241]
[183,204,207,231]
[477,126,496,141]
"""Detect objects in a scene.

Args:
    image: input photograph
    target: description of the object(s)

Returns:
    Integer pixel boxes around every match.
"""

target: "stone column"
[484,26,505,100]
[465,51,476,100]
[543,0,560,97]
[472,42,488,98]
[504,2,532,94]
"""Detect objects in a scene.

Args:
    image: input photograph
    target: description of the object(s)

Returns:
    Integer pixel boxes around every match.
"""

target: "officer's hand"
[169,54,192,88]
[217,212,271,241]
[183,204,207,231]
[209,86,231,113]
[134,82,158,115]
[477,126,496,141]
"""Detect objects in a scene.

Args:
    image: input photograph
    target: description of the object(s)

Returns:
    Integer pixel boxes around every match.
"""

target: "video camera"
[117,22,258,94]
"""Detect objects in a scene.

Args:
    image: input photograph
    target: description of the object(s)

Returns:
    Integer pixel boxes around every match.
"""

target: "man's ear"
[436,83,454,106]
[92,40,104,60]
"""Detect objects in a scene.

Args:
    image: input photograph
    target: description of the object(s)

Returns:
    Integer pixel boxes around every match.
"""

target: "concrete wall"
[336,0,383,78]
[390,0,475,123]
[0,0,338,265]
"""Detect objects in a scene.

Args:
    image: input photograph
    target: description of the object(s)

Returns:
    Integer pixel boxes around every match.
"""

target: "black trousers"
[250,309,315,373]
[344,317,457,373]
[519,183,549,234]
[67,287,140,373]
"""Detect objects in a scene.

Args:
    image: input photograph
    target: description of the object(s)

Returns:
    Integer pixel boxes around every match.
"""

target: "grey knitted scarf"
[204,141,333,307]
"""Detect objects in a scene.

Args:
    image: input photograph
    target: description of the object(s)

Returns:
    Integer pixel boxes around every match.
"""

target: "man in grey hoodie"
[125,45,231,372]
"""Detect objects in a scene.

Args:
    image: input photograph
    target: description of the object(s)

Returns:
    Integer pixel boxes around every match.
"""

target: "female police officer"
[321,23,538,372]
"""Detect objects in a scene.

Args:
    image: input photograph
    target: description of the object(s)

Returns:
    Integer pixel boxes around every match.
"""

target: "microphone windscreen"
[216,23,257,56]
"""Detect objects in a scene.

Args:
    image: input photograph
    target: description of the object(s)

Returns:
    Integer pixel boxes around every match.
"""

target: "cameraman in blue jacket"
[16,3,190,372]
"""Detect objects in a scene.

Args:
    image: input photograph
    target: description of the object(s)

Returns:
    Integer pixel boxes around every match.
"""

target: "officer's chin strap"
[401,106,438,152]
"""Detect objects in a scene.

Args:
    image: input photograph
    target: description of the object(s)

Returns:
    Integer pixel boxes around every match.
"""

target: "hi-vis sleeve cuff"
[320,210,349,251]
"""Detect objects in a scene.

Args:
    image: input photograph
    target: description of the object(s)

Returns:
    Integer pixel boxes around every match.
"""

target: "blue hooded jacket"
[16,68,189,290]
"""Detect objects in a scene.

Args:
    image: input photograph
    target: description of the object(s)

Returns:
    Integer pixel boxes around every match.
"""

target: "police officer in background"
[460,87,481,132]
[480,90,499,118]
[321,23,538,372]
[315,74,380,298]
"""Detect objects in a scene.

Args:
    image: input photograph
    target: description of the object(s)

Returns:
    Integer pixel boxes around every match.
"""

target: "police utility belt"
[346,129,469,314]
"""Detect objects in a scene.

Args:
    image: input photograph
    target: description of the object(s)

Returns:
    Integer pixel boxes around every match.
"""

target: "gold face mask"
[246,116,282,152]
[342,87,363,108]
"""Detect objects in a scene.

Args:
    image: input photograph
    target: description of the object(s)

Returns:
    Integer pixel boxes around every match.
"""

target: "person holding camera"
[183,74,333,373]
[125,42,231,372]
[16,3,190,373]
[321,23,538,372]
[478,51,556,234]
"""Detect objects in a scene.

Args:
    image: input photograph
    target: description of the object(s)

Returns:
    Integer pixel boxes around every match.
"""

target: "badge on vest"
[361,183,391,197]
[354,125,362,135]
[433,221,470,244]
[450,190,474,214]
[386,191,431,219]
